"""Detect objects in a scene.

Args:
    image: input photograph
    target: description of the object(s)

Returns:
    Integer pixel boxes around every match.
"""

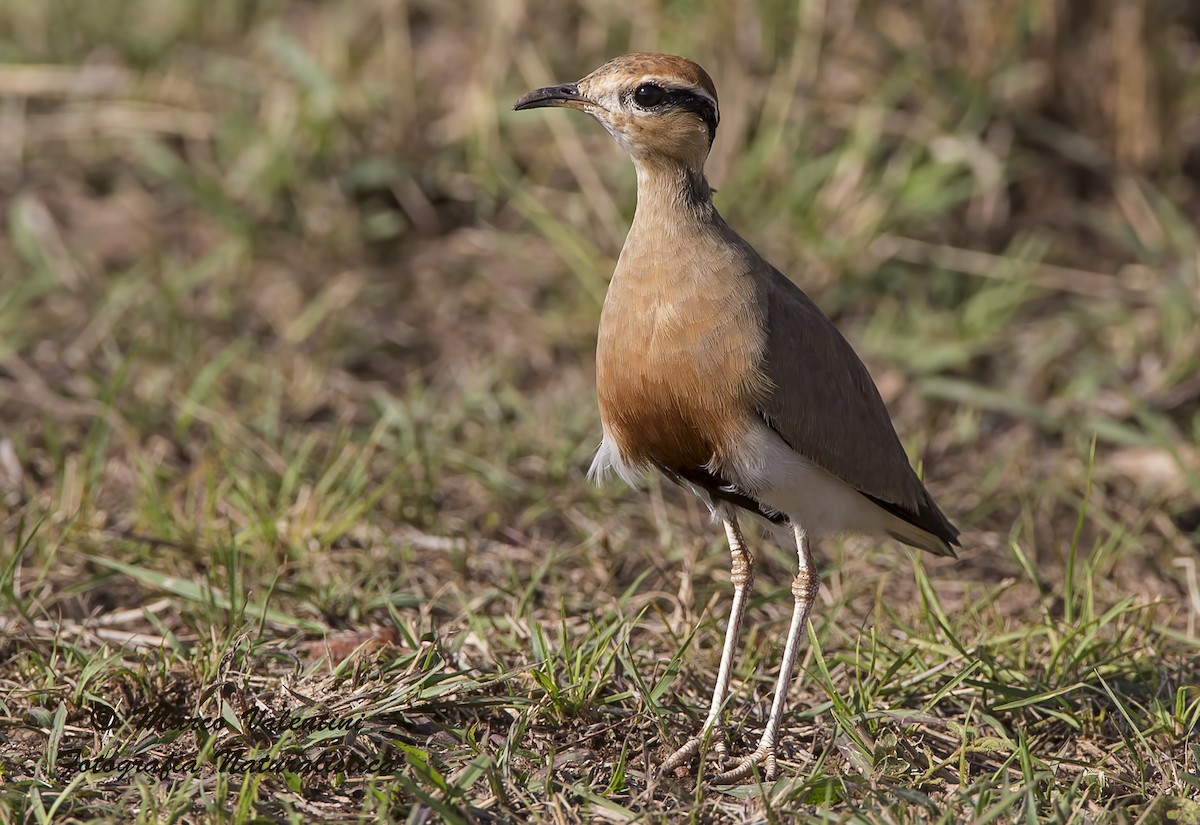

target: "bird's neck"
[631,159,715,230]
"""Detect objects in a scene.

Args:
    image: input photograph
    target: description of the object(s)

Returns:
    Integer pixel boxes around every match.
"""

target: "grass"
[1,0,1199,821]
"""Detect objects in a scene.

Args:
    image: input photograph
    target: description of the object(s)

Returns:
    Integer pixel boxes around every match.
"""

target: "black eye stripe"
[666,89,719,145]
[626,85,720,145]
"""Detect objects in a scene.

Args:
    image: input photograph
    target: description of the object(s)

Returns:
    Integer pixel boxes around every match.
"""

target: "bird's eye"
[633,83,666,108]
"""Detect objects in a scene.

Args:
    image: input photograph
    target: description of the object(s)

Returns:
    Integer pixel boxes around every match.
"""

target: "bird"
[513,53,960,783]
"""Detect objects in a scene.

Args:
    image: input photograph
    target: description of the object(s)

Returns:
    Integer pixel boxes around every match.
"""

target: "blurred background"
[2,0,1196,586]
[1,0,1199,817]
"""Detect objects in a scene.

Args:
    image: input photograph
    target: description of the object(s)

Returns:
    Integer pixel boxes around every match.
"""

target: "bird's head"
[514,53,719,171]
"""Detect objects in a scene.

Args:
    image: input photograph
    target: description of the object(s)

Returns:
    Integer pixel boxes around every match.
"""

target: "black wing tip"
[885,528,960,558]
[931,524,962,557]
[869,488,962,558]
[927,506,962,548]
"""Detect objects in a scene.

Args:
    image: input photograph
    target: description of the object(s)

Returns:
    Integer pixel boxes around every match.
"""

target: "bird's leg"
[712,524,819,784]
[660,515,754,776]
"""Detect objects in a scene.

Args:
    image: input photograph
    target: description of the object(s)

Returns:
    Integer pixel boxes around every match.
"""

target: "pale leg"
[711,524,819,783]
[660,514,755,774]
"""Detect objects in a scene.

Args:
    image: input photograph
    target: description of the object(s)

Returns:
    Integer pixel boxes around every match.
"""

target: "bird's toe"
[708,746,776,784]
[712,737,729,766]
[660,724,733,777]
[659,736,703,776]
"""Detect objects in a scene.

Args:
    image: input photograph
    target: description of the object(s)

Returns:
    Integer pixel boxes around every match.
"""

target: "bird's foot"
[659,728,728,776]
[659,737,701,775]
[708,746,777,784]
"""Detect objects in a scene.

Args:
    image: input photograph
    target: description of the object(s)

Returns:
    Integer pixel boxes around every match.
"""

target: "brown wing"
[755,262,959,547]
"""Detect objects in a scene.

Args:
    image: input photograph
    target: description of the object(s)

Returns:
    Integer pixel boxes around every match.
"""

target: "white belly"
[590,415,908,542]
[717,418,894,539]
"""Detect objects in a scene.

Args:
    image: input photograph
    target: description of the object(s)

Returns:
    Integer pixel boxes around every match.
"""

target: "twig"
[872,235,1159,304]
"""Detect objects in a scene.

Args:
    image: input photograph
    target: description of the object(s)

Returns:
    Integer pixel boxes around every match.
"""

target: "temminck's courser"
[514,53,960,783]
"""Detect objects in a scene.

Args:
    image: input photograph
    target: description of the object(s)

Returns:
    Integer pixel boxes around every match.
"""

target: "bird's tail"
[885,517,958,558]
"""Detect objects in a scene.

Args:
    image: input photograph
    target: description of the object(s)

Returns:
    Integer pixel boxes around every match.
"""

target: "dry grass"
[1,0,1199,821]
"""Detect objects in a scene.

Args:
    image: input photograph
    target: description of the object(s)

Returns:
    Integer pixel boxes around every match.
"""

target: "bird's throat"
[632,160,714,222]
